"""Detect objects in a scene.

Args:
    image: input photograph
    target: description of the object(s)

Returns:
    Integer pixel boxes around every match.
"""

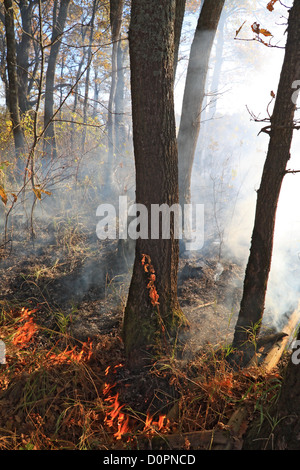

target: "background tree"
[177,0,225,231]
[4,0,26,169]
[16,0,36,116]
[43,0,71,162]
[122,0,187,370]
[81,0,98,152]
[174,0,186,77]
[106,0,125,181]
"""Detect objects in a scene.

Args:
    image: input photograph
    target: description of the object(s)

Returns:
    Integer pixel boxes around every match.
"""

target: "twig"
[190,302,215,312]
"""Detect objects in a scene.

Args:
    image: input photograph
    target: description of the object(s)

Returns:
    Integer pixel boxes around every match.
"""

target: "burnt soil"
[0,216,244,356]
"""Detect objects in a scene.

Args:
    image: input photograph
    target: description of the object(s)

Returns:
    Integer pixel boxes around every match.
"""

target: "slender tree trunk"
[81,0,98,152]
[114,40,126,153]
[43,0,71,162]
[92,67,100,118]
[4,0,26,169]
[174,0,186,78]
[71,23,88,151]
[17,0,34,115]
[177,0,225,214]
[107,0,124,157]
[231,1,300,360]
[209,12,225,119]
[122,0,187,370]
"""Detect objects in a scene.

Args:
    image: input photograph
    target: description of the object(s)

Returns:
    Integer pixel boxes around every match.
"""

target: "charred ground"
[0,214,289,450]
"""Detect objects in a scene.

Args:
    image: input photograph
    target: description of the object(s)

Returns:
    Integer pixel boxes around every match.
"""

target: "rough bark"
[43,0,71,161]
[122,0,187,370]
[177,0,225,213]
[4,0,26,167]
[231,1,300,358]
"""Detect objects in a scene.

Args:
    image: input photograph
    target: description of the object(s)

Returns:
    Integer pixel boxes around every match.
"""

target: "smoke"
[175,0,300,331]
[1,0,298,340]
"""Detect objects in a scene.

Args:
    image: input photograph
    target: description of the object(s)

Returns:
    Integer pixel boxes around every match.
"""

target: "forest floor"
[0,213,291,450]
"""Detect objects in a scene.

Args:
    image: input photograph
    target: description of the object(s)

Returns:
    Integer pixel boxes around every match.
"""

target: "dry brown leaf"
[41,189,52,196]
[267,0,278,12]
[32,187,42,200]
[251,22,260,34]
[260,28,273,37]
[0,185,7,205]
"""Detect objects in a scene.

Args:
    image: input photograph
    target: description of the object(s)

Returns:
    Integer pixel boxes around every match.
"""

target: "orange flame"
[157,414,166,430]
[45,339,93,365]
[103,363,169,441]
[143,412,153,430]
[12,308,38,347]
[143,412,169,433]
[141,254,159,307]
[114,413,130,440]
[103,365,130,440]
[104,393,125,428]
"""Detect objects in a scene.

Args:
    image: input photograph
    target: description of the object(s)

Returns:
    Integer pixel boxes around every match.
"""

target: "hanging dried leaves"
[267,0,278,12]
[260,28,273,37]
[251,22,273,37]
[32,185,52,200]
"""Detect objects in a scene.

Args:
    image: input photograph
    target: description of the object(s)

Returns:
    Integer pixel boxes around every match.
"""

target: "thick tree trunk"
[4,0,26,168]
[43,0,71,161]
[231,1,300,358]
[177,0,225,213]
[123,0,187,370]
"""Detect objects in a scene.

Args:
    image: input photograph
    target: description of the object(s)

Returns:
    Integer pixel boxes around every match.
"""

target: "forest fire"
[0,0,299,452]
[45,338,93,365]
[143,412,169,433]
[103,364,129,439]
[11,307,93,364]
[103,363,171,441]
[12,307,38,347]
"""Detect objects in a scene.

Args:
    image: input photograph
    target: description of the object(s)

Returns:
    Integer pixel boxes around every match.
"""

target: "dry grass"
[0,304,286,450]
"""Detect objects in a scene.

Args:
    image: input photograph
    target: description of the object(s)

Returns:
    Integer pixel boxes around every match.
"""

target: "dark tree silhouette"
[123,0,187,370]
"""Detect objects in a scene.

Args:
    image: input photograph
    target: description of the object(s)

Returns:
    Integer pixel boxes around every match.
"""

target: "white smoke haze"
[1,0,298,341]
[175,0,300,331]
